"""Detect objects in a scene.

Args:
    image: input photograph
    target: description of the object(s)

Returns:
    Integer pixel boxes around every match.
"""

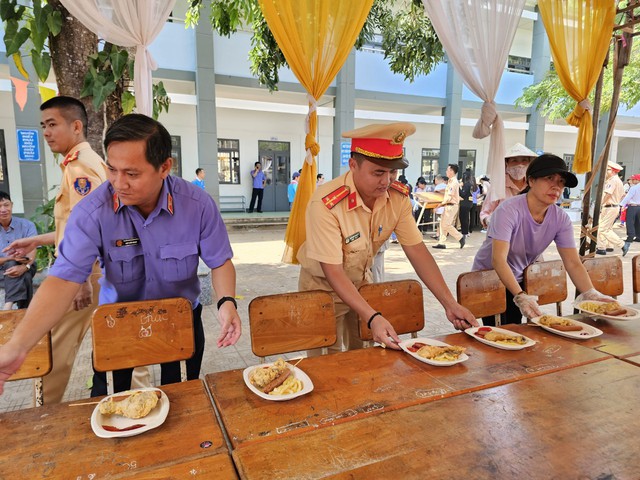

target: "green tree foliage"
[515,41,640,121]
[0,0,170,117]
[185,0,444,91]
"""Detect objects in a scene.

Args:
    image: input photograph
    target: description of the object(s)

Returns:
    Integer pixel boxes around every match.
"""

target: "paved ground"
[1,222,636,412]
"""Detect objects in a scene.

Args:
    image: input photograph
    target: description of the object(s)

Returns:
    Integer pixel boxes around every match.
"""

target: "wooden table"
[552,311,640,359]
[0,380,237,479]
[206,325,608,448]
[232,359,640,479]
[623,354,640,367]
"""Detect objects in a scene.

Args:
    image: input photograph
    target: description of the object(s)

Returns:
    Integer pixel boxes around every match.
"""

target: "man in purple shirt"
[248,161,266,213]
[0,114,242,397]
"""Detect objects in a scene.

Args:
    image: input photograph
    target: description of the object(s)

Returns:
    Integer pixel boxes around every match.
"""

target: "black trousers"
[625,205,640,242]
[91,303,205,396]
[2,260,37,307]
[249,188,264,212]
[469,204,479,232]
[483,282,524,326]
[459,201,472,235]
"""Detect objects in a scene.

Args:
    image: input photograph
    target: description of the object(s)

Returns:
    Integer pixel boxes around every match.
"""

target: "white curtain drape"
[59,0,176,116]
[423,0,526,201]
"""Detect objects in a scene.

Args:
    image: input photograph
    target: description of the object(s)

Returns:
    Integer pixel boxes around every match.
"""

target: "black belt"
[603,204,619,207]
[629,204,640,207]
[444,203,456,206]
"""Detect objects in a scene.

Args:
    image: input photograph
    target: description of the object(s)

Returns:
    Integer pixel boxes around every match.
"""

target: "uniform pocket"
[107,246,145,284]
[160,242,199,282]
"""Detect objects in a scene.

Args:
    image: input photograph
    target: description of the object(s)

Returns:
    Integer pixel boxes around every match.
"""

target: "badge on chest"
[115,237,141,247]
[345,232,361,244]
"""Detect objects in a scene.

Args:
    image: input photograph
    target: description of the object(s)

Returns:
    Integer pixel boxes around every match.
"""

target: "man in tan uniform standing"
[433,164,465,249]
[6,97,106,403]
[297,122,477,351]
[596,161,627,256]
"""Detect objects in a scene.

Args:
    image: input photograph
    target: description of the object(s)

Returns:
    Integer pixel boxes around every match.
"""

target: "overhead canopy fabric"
[423,0,527,202]
[537,0,615,174]
[59,0,176,117]
[257,0,374,264]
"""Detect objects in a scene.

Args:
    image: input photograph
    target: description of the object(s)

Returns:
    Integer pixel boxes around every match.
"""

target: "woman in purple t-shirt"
[472,154,612,325]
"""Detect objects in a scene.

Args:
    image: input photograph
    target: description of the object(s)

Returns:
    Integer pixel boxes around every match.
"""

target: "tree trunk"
[48,0,105,157]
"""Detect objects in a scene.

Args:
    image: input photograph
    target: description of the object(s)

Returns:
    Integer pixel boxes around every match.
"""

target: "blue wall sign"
[340,141,351,167]
[17,129,40,162]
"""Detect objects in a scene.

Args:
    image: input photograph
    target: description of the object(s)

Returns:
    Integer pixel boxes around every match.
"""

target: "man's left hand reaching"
[216,301,242,347]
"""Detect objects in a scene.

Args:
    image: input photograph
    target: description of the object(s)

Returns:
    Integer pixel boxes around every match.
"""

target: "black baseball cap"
[526,154,578,188]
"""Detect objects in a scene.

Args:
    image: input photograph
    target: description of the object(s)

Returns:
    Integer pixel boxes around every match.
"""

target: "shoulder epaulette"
[389,181,411,196]
[322,185,350,209]
[62,150,79,167]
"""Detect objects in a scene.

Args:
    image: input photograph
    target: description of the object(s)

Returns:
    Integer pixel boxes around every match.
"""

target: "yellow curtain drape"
[258,0,373,264]
[537,0,614,173]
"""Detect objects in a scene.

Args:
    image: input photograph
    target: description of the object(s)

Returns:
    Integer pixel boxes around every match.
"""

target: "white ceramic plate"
[91,388,169,438]
[531,315,603,340]
[574,301,640,321]
[243,362,314,401]
[399,337,468,366]
[465,327,536,351]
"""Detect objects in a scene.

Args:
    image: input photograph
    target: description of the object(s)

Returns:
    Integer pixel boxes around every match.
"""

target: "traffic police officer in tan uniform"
[297,122,477,351]
[6,96,107,403]
[596,161,626,255]
[433,164,464,249]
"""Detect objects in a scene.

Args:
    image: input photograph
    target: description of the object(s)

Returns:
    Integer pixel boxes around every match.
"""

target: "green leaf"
[80,72,93,98]
[29,16,49,53]
[4,20,30,56]
[0,0,25,22]
[92,77,117,110]
[46,10,63,37]
[121,90,136,114]
[31,49,51,83]
[110,48,128,82]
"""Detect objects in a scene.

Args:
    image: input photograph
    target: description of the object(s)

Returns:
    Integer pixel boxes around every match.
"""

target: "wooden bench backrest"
[456,270,506,318]
[524,260,567,310]
[581,256,624,297]
[357,280,425,341]
[0,309,52,381]
[92,297,195,372]
[633,255,640,302]
[249,290,336,357]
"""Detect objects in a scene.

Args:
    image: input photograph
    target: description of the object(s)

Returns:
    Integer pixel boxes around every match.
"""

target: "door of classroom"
[258,141,290,212]
[0,131,9,194]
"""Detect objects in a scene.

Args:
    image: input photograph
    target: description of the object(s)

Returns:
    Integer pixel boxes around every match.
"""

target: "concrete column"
[439,58,462,173]
[9,61,48,218]
[525,9,551,152]
[194,19,219,200]
[333,49,356,178]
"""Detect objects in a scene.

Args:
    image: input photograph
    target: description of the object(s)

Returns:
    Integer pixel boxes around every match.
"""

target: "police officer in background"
[5,96,107,403]
[595,161,626,256]
[297,122,477,351]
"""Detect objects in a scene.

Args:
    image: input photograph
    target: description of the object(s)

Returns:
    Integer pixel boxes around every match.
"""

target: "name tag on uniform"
[345,232,361,244]
[115,237,141,247]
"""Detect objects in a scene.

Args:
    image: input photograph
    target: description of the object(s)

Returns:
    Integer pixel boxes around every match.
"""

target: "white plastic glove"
[513,292,543,319]
[575,288,615,303]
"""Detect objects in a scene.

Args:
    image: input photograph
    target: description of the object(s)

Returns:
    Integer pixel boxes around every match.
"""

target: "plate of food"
[243,358,313,401]
[465,326,535,350]
[574,300,640,321]
[531,314,603,340]
[399,338,468,366]
[91,387,169,438]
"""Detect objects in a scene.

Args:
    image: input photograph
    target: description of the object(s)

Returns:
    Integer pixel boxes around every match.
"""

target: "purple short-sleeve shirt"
[50,176,233,306]
[472,194,575,282]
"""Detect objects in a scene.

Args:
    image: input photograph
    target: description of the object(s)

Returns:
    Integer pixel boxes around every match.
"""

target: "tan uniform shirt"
[443,176,460,205]
[603,174,624,206]
[297,171,423,290]
[54,142,107,255]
